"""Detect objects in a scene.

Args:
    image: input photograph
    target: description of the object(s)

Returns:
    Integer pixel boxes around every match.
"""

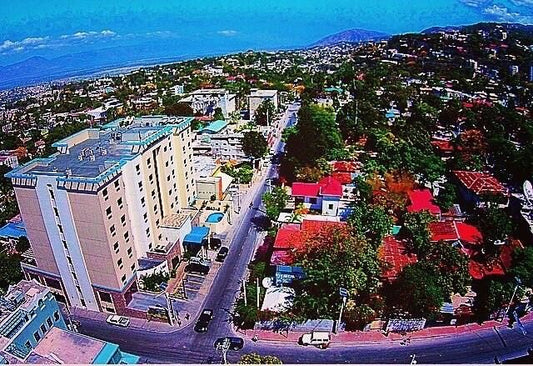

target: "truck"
[298,331,331,349]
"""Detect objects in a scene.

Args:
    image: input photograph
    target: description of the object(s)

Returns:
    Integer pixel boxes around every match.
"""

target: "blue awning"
[184,226,210,245]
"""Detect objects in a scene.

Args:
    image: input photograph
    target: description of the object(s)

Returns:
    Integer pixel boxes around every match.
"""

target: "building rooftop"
[453,170,507,196]
[7,116,192,187]
[250,89,278,97]
[29,327,105,364]
[161,213,190,229]
[0,280,49,328]
[198,120,229,134]
[407,189,441,216]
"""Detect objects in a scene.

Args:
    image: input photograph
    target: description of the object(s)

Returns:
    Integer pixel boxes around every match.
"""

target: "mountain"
[422,22,533,35]
[311,28,390,47]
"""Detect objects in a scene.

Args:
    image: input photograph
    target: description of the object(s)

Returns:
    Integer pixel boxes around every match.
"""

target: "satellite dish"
[524,180,533,204]
[262,277,273,289]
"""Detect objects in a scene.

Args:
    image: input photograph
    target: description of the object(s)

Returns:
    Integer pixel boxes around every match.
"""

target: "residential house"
[291,176,343,216]
[407,189,442,219]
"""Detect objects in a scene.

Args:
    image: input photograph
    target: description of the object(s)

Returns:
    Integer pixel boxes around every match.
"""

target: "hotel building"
[6,116,195,316]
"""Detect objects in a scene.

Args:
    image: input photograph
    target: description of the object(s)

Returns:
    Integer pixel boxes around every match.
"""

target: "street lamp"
[502,276,522,322]
[215,337,231,364]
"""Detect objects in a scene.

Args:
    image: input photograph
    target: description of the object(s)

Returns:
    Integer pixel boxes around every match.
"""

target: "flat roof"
[31,327,105,364]
[199,120,229,134]
[7,116,192,183]
[0,221,26,239]
[250,89,278,97]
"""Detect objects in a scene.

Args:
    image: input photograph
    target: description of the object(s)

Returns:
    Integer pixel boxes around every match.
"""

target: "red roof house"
[407,189,441,216]
[453,171,507,196]
[318,176,343,197]
[379,236,417,281]
[469,240,523,280]
[291,183,321,197]
[429,221,483,252]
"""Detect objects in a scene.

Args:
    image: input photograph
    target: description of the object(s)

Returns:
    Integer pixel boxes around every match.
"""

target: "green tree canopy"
[254,100,276,126]
[262,187,289,221]
[242,131,268,159]
[348,202,392,249]
[403,211,435,258]
[239,353,282,364]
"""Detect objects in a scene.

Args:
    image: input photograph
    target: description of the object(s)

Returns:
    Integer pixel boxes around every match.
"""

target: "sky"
[0,0,532,81]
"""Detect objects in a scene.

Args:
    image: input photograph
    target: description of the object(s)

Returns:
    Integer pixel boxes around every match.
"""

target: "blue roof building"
[198,120,229,134]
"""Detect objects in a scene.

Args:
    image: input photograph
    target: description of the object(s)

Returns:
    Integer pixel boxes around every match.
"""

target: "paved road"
[76,103,533,363]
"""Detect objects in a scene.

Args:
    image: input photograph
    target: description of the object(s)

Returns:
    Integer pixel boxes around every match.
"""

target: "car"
[298,331,331,349]
[209,238,222,250]
[185,262,210,275]
[216,247,229,262]
[194,309,214,332]
[213,337,244,351]
[106,315,130,327]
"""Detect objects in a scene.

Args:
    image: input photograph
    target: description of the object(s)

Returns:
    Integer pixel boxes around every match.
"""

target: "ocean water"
[0,0,532,88]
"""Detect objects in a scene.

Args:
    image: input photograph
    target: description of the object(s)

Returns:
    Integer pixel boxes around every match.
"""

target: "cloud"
[458,0,491,7]
[0,30,118,54]
[483,4,533,22]
[217,30,238,37]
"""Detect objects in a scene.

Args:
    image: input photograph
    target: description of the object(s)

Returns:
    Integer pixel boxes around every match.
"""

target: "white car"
[106,315,130,327]
[298,331,331,349]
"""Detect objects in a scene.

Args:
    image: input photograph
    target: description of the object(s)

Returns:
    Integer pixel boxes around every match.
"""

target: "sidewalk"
[236,312,533,346]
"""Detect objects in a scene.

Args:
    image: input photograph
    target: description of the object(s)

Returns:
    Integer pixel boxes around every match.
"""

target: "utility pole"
[256,277,260,308]
[165,292,175,326]
[502,277,521,322]
[215,337,231,364]
[243,279,248,306]
[337,295,347,334]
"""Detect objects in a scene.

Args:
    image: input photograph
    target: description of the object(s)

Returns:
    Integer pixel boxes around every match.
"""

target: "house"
[428,221,483,256]
[453,170,509,208]
[379,236,417,281]
[468,240,523,280]
[407,189,442,218]
[291,176,343,216]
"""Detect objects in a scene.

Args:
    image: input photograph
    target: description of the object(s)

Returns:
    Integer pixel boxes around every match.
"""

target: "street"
[76,102,533,364]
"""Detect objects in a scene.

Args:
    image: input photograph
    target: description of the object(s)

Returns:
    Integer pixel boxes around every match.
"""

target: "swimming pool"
[206,212,224,223]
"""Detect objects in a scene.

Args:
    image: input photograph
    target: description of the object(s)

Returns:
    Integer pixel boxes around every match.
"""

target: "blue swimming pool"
[206,212,224,223]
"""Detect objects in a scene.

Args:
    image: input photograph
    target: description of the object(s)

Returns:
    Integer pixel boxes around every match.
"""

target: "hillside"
[311,28,389,47]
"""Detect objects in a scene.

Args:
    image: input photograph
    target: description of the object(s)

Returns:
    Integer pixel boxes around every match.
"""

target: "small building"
[407,189,441,218]
[379,236,417,281]
[291,176,343,216]
[248,89,279,120]
[453,170,509,208]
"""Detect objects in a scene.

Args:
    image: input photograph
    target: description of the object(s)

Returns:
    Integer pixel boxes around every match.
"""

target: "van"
[298,331,331,349]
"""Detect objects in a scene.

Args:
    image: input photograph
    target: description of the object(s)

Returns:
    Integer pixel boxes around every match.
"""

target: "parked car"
[185,262,210,275]
[216,247,229,262]
[213,337,244,351]
[298,331,331,349]
[194,309,214,333]
[106,315,130,327]
[209,238,222,250]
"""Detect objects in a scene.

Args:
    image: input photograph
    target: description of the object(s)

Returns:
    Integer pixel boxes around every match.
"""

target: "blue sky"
[0,0,532,67]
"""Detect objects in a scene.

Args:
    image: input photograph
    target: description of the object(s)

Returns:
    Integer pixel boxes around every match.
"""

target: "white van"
[298,331,331,349]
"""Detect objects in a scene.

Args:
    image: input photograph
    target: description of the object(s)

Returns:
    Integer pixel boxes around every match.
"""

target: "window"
[117,258,123,269]
[127,247,133,258]
[62,240,68,249]
[153,204,158,213]
[131,263,136,271]
[110,225,116,236]
[113,241,119,253]
[114,180,120,191]
[25,341,31,350]
[40,324,47,333]
[309,198,317,204]
[53,311,60,321]
[328,204,334,210]
[147,158,151,166]
[143,212,148,223]
[140,197,145,207]
[165,161,169,167]
[117,198,123,209]
[106,207,112,218]
[34,331,41,342]
[149,174,153,183]
[151,189,156,198]
[167,175,170,182]
[47,317,53,327]
[102,188,108,200]
[124,231,130,242]
[135,164,140,175]
[99,292,112,303]
[121,214,126,226]
[138,181,143,191]
[121,274,127,283]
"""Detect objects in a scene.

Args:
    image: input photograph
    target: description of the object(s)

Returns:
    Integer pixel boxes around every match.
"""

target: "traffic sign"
[339,287,348,298]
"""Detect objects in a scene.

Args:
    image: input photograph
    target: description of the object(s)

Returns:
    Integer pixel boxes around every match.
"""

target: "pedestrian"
[177,319,182,326]
[185,313,190,321]
[252,334,258,342]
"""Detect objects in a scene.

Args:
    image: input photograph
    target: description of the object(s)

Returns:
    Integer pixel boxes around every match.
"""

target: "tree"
[435,182,457,211]
[474,205,513,246]
[262,187,289,221]
[292,225,381,319]
[472,279,514,321]
[0,252,23,290]
[242,131,268,159]
[348,202,392,249]
[403,211,435,258]
[424,241,470,296]
[213,107,224,120]
[15,237,30,254]
[164,102,194,116]
[510,247,533,287]
[239,353,282,364]
[254,100,276,126]
[389,262,446,318]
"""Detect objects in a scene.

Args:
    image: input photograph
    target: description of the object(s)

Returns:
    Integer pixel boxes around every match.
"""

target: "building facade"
[6,116,195,316]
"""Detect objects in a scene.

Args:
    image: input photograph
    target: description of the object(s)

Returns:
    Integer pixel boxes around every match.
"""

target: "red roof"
[431,140,455,152]
[469,240,522,280]
[291,182,320,197]
[453,171,507,196]
[429,221,459,242]
[273,224,302,249]
[407,189,441,216]
[332,172,353,185]
[455,222,482,244]
[271,250,295,266]
[429,221,482,244]
[379,236,417,281]
[318,176,343,197]
[331,161,358,173]
[301,219,345,233]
